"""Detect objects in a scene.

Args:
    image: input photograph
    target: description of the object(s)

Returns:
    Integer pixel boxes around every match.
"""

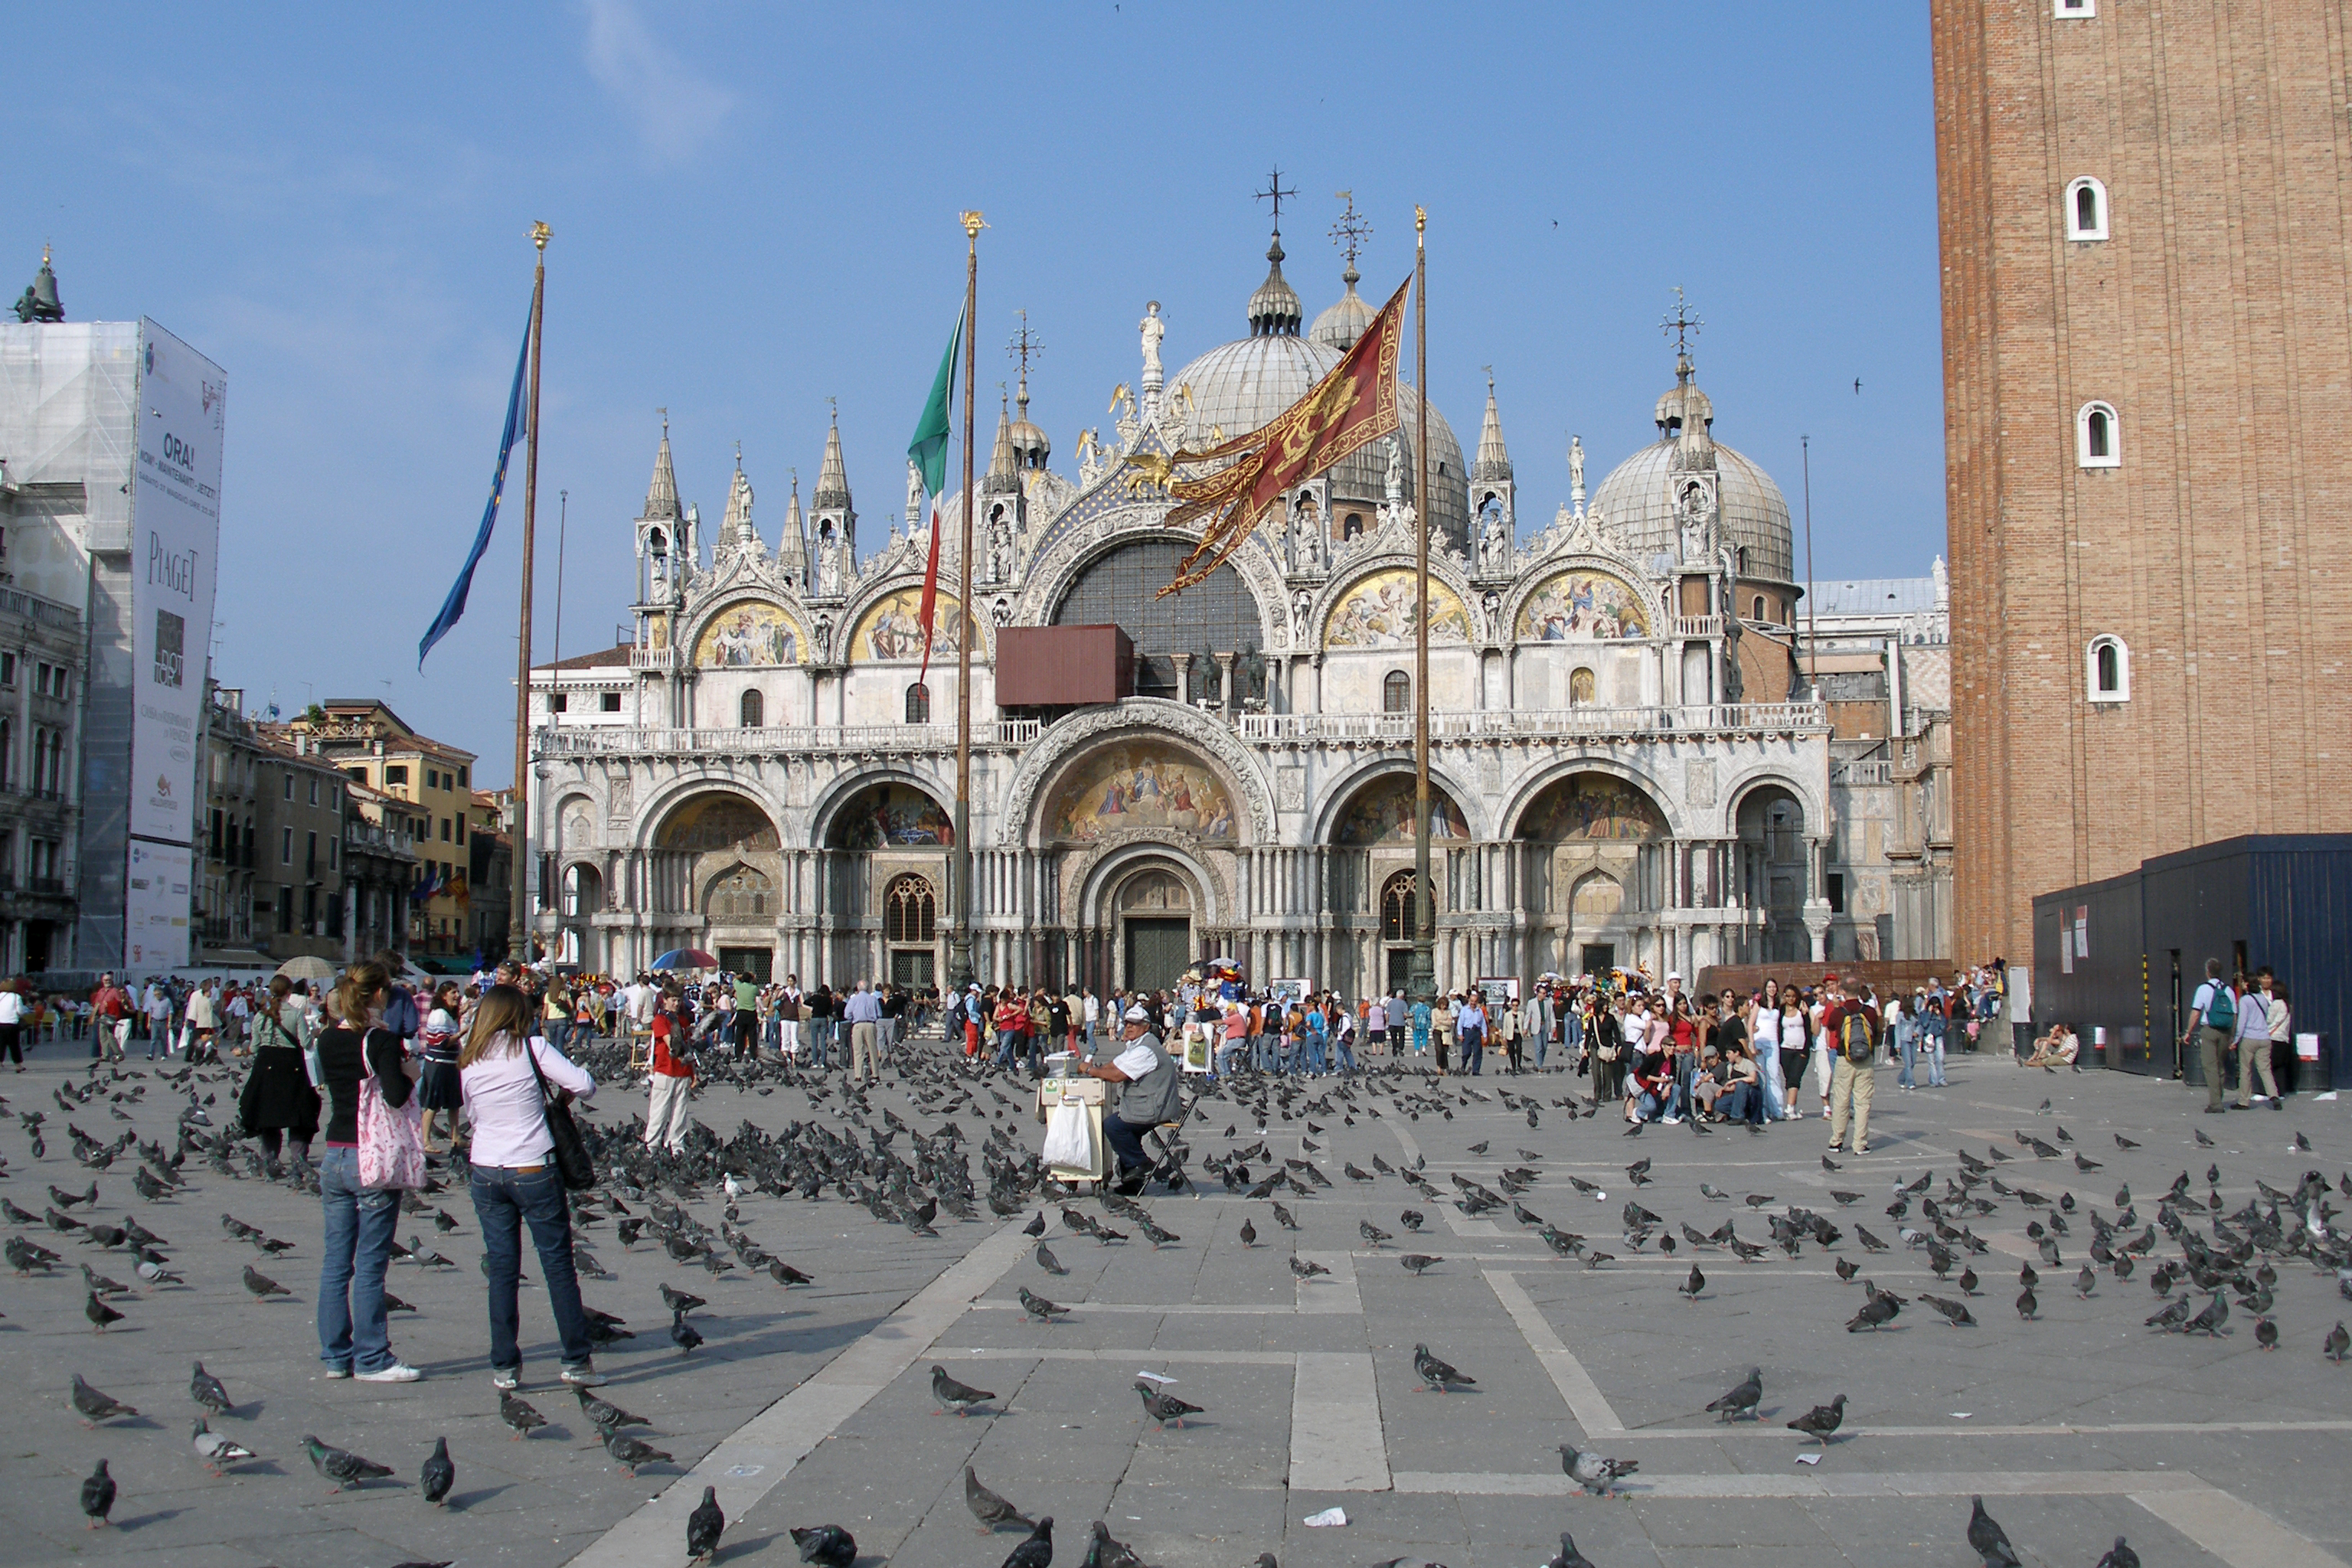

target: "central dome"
[1166,279,1468,550]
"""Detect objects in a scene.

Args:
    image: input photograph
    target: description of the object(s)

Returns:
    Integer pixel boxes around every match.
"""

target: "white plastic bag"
[1041,1102,1093,1170]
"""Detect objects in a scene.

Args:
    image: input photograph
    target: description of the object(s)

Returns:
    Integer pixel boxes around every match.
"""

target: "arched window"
[1383,670,1410,714]
[2066,176,2109,240]
[1343,512,1364,540]
[738,688,763,728]
[1751,594,1766,622]
[884,874,937,943]
[2087,635,2130,702]
[905,682,931,724]
[2077,401,2120,468]
[1569,667,1597,707]
[1380,871,1418,942]
[1736,546,1750,576]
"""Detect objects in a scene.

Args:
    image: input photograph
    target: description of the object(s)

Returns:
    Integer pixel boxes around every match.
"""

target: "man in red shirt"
[644,992,696,1152]
[1819,973,1883,1156]
[89,972,129,1063]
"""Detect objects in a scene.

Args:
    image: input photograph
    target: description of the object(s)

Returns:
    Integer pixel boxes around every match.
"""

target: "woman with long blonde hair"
[312,961,422,1382]
[457,983,602,1390]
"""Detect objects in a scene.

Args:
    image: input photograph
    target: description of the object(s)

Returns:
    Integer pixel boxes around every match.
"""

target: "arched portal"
[1327,772,1468,998]
[1112,862,1197,994]
[649,791,782,978]
[1736,783,1810,963]
[820,779,952,987]
[1517,771,1668,980]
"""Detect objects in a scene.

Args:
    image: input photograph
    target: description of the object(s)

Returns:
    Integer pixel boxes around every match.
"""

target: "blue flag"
[418,307,533,668]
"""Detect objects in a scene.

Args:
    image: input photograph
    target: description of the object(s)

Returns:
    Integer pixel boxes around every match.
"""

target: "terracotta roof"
[537,644,633,672]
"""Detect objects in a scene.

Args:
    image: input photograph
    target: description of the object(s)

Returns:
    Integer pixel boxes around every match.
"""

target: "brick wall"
[1935,0,2352,960]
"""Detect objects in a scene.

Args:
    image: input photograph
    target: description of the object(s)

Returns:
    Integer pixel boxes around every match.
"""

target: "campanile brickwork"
[1934,0,2352,962]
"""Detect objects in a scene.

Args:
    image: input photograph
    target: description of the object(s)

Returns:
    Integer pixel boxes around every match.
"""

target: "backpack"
[2203,984,2236,1031]
[1840,1009,1878,1064]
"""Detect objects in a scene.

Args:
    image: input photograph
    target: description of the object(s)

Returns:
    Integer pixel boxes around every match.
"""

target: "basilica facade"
[528,237,1841,996]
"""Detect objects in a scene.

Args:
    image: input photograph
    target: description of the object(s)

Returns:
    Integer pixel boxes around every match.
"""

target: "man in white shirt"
[0,982,24,1070]
[776,975,802,1057]
[1070,1004,1181,1196]
[841,980,885,1086]
[1082,989,1100,1050]
[2180,958,2235,1115]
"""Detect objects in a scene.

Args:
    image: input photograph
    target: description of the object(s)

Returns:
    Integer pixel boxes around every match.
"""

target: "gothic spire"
[813,408,851,511]
[983,396,1020,494]
[782,469,805,547]
[1472,374,1513,484]
[642,410,680,520]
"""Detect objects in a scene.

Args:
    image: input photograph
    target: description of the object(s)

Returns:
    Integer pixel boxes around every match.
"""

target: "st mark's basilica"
[528,227,1852,996]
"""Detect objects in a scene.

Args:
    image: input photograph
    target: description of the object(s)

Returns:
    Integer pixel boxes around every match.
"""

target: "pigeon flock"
[4,1031,2347,1566]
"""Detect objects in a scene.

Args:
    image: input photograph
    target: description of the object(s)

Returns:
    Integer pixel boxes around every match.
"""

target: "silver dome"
[1167,332,1469,550]
[1309,268,1374,351]
[1589,436,1795,585]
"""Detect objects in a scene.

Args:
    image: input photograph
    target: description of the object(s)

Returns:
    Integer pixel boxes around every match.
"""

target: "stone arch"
[1730,773,1813,963]
[1011,514,1287,645]
[1718,766,1824,842]
[629,773,790,851]
[703,861,774,919]
[1498,756,1681,844]
[1507,563,1658,643]
[1312,756,1486,844]
[638,788,786,946]
[1313,554,1478,651]
[684,594,810,669]
[817,776,956,851]
[1069,836,1231,928]
[1071,839,1230,991]
[1001,701,1273,848]
[557,792,598,851]
[841,573,985,665]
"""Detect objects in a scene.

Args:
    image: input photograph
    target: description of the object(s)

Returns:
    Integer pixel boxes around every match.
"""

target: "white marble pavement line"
[1295,1250,1362,1314]
[1388,1120,1503,1236]
[1393,1471,2346,1568]
[567,1221,1034,1568]
[1483,1268,1625,1436]
[946,1348,1300,1364]
[1290,1351,1391,1492]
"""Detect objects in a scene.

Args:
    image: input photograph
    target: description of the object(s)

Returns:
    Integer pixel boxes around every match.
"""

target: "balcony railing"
[1671,615,1723,639]
[1236,701,1828,743]
[537,720,1044,757]
[630,645,681,673]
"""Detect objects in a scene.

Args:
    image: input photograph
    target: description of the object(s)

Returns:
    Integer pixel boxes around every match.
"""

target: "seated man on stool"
[1069,1003,1184,1196]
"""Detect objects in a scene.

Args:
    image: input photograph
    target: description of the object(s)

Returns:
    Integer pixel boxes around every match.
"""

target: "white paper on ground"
[1303,1508,1348,1527]
[1795,1452,1821,1465]
[1951,1412,1972,1419]
[1135,1370,1176,1384]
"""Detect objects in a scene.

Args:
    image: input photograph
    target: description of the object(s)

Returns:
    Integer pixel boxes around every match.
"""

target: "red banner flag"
[916,503,944,686]
[1149,275,1409,597]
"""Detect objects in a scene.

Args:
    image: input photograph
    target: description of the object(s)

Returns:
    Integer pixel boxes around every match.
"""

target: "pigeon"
[1288,1255,1330,1280]
[1958,1266,1980,1296]
[1922,1294,1978,1327]
[71,1374,136,1425]
[1272,1202,1299,1230]
[2095,1539,2141,1568]
[1558,1442,1638,1496]
[421,1436,455,1503]
[1544,1532,1599,1568]
[791,1524,858,1568]
[1413,1342,1472,1393]
[606,1429,675,1475]
[303,1434,394,1491]
[1700,1183,1733,1201]
[242,1263,289,1298]
[2255,1315,2278,1351]
[2327,1321,2349,1361]
[576,1385,650,1430]
[1135,1380,1204,1427]
[1082,1518,1148,1568]
[1018,1286,1070,1322]
[1627,1157,1652,1184]
[1023,1210,1046,1236]
[498,1389,547,1439]
[965,1465,1035,1532]
[2183,1292,2229,1337]
[1237,1217,1257,1247]
[2016,1287,2039,1321]
[660,1282,707,1315]
[1847,1294,1898,1332]
[1966,1494,2024,1568]
[933,1364,997,1416]
[1777,1393,1847,1449]
[769,1259,815,1286]
[1400,1209,1426,1230]
[191,1416,257,1475]
[1002,1516,1054,1568]
[2115,1133,2139,1149]
[1400,1253,1442,1276]
[669,1309,704,1354]
[85,1292,125,1332]
[1707,1367,1762,1421]
[2145,1296,2194,1331]
[1679,1263,1706,1300]
[688,1484,727,1565]
[1360,1219,1393,1248]
[80,1459,114,1528]
[189,1362,232,1416]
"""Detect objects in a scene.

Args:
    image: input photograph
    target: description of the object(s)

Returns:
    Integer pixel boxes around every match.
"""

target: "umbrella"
[276,956,338,983]
[650,949,719,971]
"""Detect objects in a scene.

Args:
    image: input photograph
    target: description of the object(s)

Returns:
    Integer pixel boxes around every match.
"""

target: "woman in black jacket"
[312,962,422,1383]
[237,976,318,1173]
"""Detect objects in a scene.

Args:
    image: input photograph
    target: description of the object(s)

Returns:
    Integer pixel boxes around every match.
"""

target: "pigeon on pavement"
[421,1436,455,1504]
[1034,1243,1068,1276]
[70,1374,136,1426]
[1135,1380,1204,1428]
[965,1465,1035,1532]
[1966,1495,2024,1567]
[1707,1367,1762,1421]
[1400,1253,1442,1276]
[932,1364,997,1416]
[688,1485,727,1565]
[1679,1263,1706,1300]
[498,1389,547,1439]
[189,1361,232,1416]
[605,1429,675,1476]
[1413,1343,1472,1393]
[575,1385,650,1430]
[1786,1394,1847,1444]
[1017,1286,1070,1323]
[1001,1515,1054,1568]
[791,1524,858,1568]
[2095,1537,2141,1568]
[1544,1532,1599,1568]
[241,1263,289,1298]
[302,1434,394,1491]
[191,1417,257,1475]
[1081,1519,1148,1568]
[1558,1442,1638,1495]
[80,1459,114,1528]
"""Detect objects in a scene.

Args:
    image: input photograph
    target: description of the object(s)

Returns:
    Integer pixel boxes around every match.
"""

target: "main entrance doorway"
[1580,942,1615,977]
[891,949,935,988]
[1387,946,1413,994]
[718,946,773,982]
[1125,917,1191,992]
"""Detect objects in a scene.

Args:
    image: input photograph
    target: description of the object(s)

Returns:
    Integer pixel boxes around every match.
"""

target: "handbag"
[355,1033,426,1191]
[525,1037,597,1191]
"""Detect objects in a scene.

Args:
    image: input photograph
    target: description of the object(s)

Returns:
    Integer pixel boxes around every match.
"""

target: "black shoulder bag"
[525,1038,597,1190]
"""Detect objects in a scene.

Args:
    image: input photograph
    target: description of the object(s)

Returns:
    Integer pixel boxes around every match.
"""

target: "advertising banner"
[126,840,192,970]
[129,320,224,846]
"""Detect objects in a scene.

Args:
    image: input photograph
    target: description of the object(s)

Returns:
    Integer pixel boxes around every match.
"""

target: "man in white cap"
[1068,1002,1183,1195]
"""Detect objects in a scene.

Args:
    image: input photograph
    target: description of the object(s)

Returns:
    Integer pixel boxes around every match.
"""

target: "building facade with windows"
[0,582,86,972]
[285,701,476,959]
[199,684,365,965]
[528,239,1883,994]
[1936,0,2352,957]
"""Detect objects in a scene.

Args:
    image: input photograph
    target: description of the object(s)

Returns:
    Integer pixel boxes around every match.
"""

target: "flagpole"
[1409,206,1436,1012]
[949,211,984,994]
[508,220,548,967]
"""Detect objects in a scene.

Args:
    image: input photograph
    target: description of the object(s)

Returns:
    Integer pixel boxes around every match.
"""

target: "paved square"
[4,1039,2347,1567]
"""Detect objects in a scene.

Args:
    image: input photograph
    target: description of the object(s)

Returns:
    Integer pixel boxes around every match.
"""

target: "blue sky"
[15,2,1941,784]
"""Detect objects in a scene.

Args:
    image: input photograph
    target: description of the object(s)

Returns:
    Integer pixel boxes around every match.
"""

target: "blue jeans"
[470,1161,593,1371]
[1720,1082,1762,1125]
[1898,1029,1918,1088]
[544,1018,570,1056]
[1306,1034,1328,1074]
[994,1028,1022,1070]
[1104,1114,1152,1179]
[1923,1027,1948,1086]
[1334,1035,1357,1072]
[317,1146,400,1373]
[1460,1034,1484,1075]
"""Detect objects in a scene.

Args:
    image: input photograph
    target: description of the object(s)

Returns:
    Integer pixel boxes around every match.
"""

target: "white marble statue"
[1138,302,1165,381]
[1568,434,1585,495]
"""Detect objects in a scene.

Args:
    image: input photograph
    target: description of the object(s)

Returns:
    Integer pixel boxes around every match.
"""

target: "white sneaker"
[1661,1115,1682,1125]
[356,1363,422,1383]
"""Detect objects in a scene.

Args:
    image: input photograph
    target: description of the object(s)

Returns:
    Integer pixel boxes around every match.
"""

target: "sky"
[14,2,1942,787]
